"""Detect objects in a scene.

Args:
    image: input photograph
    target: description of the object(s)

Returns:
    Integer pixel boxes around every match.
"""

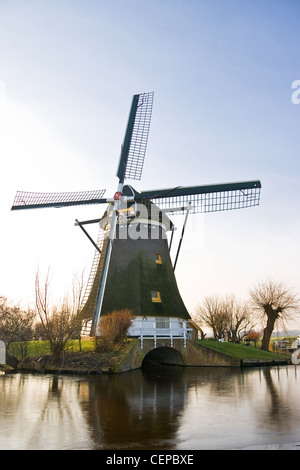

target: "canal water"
[0,366,300,450]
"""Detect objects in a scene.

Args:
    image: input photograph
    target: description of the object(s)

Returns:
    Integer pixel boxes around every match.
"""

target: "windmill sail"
[11,189,106,210]
[116,92,154,183]
[139,180,261,215]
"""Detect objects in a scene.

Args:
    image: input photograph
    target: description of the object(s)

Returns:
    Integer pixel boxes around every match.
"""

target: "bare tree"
[194,295,231,340]
[35,268,85,359]
[194,294,256,342]
[226,295,256,343]
[249,280,300,350]
[0,296,35,348]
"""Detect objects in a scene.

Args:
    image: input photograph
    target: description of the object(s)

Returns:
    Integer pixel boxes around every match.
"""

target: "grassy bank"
[9,339,137,374]
[8,339,95,361]
[196,339,290,362]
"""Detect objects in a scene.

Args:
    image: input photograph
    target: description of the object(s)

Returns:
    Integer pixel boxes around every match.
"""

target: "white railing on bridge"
[128,317,192,349]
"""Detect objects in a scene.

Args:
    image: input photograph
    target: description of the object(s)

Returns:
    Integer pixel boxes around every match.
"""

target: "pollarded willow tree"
[249,280,300,350]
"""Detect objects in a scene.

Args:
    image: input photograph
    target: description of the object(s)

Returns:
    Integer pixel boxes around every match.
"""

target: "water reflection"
[0,366,299,450]
[86,367,187,449]
[255,368,298,434]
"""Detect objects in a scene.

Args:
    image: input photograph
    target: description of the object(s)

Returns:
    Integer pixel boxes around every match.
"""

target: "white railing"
[128,318,192,349]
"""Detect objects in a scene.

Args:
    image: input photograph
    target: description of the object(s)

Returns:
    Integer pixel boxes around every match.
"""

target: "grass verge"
[197,340,290,361]
[8,339,95,361]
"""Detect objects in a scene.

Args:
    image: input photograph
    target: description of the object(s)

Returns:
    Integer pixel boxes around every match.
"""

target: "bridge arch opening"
[141,346,184,370]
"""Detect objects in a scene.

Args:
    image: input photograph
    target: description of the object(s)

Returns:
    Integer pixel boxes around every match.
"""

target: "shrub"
[245,330,261,341]
[98,309,134,345]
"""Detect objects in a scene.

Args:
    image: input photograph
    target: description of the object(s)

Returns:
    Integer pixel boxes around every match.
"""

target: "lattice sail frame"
[11,189,106,210]
[124,92,154,180]
[139,181,261,215]
[117,92,154,182]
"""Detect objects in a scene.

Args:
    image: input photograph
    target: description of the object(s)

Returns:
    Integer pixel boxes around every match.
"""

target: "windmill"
[11,92,262,339]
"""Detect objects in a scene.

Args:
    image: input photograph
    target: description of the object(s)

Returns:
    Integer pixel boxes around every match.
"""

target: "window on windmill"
[155,254,162,264]
[151,290,162,303]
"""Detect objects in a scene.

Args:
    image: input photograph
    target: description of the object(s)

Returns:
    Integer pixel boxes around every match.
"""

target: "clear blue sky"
[0,0,300,316]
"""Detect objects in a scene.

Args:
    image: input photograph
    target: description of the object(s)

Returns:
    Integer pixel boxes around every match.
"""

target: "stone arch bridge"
[112,338,241,373]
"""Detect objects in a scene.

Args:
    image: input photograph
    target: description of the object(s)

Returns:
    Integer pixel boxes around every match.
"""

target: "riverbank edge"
[1,339,290,375]
[13,338,139,375]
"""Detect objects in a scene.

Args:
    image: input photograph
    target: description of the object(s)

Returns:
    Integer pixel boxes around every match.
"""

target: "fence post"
[0,340,6,365]
[140,319,143,349]
[183,322,187,348]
